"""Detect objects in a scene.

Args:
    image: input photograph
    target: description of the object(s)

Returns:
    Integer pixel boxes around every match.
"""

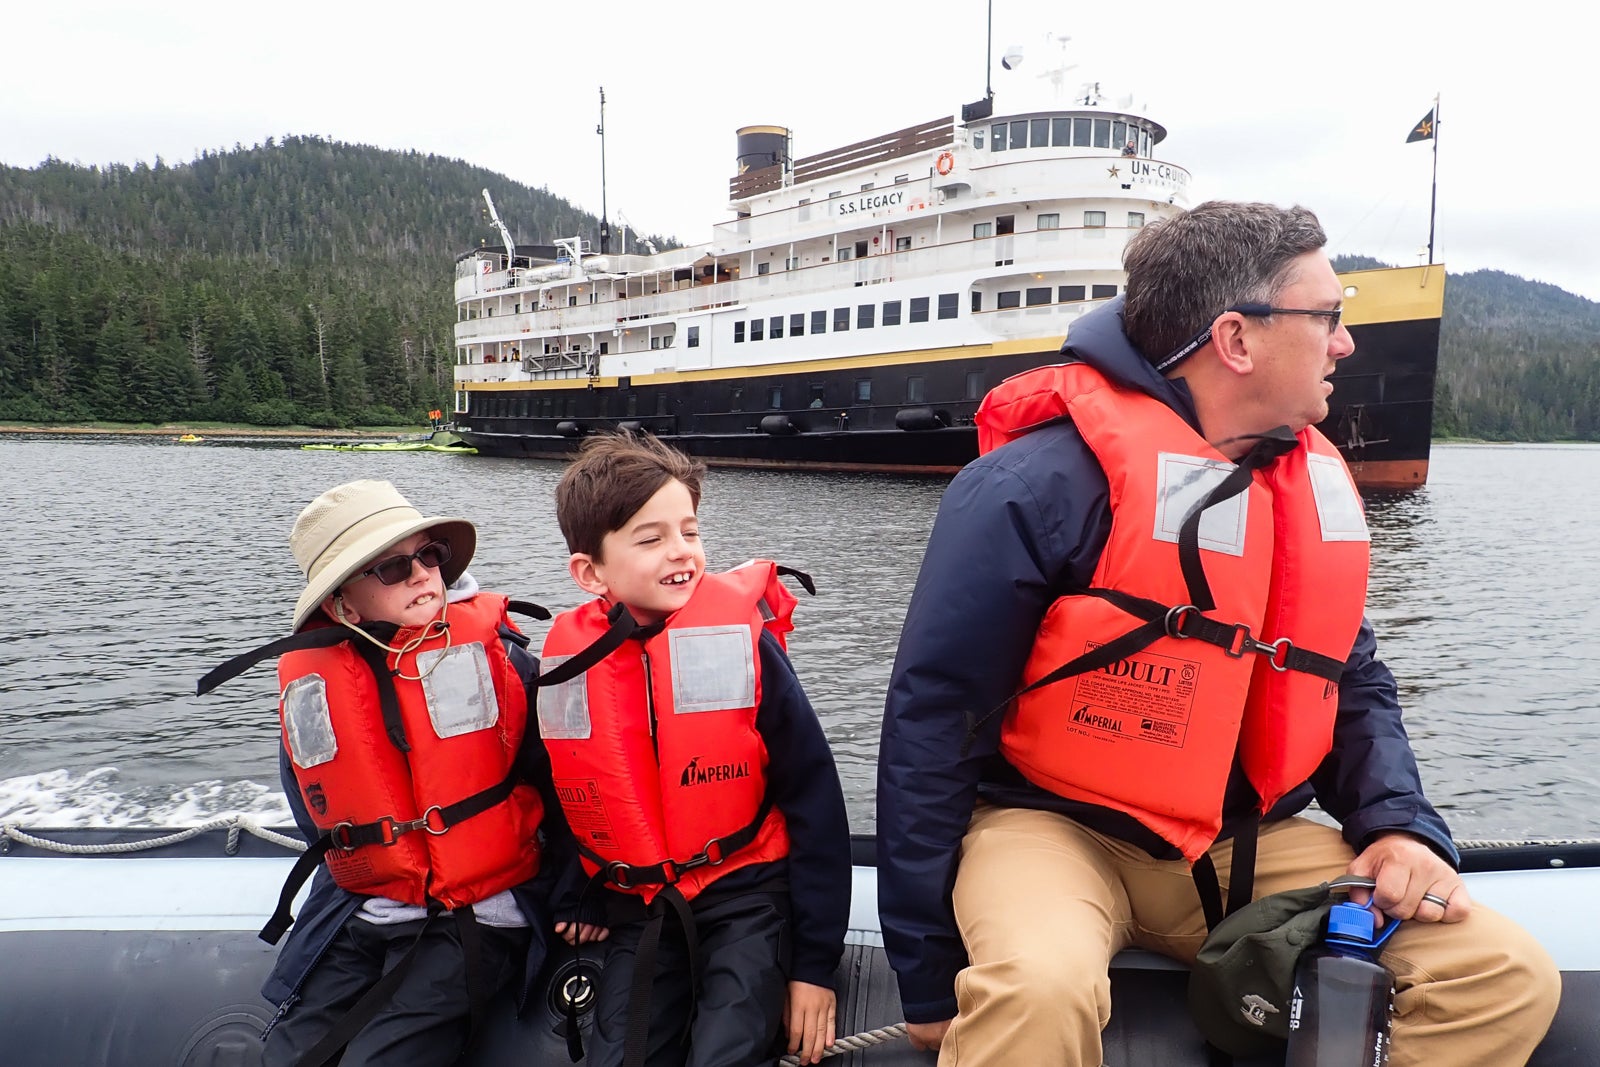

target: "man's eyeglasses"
[361,539,452,585]
[1153,303,1344,373]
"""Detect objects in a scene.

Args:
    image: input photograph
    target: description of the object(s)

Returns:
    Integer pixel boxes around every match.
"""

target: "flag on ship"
[1406,107,1436,143]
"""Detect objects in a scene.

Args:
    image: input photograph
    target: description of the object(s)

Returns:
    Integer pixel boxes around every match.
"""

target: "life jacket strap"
[578,796,776,891]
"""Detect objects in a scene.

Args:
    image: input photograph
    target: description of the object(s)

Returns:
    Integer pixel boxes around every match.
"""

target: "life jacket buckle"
[606,861,637,889]
[1164,604,1199,639]
[330,821,359,851]
[1223,622,1274,659]
[1262,636,1293,672]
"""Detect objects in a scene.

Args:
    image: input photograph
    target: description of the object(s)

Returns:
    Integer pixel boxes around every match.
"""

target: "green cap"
[1185,882,1336,1057]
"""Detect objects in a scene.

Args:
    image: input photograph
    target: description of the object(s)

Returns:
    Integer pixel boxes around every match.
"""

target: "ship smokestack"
[736,125,791,177]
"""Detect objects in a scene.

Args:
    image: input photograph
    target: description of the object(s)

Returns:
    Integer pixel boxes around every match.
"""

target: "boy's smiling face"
[569,478,705,624]
[323,530,448,630]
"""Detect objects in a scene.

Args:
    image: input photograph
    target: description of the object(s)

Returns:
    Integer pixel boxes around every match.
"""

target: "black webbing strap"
[536,602,639,689]
[1194,809,1264,1067]
[349,626,409,752]
[195,627,352,696]
[575,796,776,891]
[291,906,443,1067]
[622,886,698,1067]
[1178,429,1299,612]
[508,599,552,621]
[257,769,520,944]
[777,564,817,596]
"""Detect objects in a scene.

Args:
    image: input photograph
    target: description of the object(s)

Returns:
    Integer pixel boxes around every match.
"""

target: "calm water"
[2,436,1597,841]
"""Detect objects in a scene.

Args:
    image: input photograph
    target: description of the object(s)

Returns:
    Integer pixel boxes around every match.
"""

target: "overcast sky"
[6,1,1593,301]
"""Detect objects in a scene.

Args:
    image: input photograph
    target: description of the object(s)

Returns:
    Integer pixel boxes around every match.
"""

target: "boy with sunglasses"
[201,479,599,1066]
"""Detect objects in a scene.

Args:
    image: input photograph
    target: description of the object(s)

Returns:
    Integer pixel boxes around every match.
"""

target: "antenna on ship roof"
[596,87,611,255]
[962,0,997,122]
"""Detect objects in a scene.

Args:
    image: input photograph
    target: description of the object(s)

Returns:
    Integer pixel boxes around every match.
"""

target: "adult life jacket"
[274,593,545,912]
[976,363,1371,862]
[538,561,795,905]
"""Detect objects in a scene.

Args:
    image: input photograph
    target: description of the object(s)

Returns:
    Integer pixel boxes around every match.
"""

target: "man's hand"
[784,980,837,1065]
[1346,831,1470,923]
[906,1018,953,1052]
[553,920,609,945]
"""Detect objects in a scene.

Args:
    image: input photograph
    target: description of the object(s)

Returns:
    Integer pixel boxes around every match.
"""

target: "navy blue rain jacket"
[261,635,591,1014]
[875,296,1456,1024]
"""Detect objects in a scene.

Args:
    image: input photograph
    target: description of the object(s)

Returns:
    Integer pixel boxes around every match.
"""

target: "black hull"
[459,310,1439,488]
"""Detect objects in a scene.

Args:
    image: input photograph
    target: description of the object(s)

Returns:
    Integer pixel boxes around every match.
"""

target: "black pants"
[262,916,528,1067]
[584,890,791,1067]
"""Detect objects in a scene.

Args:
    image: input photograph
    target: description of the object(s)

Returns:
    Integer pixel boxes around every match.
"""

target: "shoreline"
[0,424,419,439]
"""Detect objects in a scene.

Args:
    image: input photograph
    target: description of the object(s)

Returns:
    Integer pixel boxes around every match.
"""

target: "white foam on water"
[0,767,293,827]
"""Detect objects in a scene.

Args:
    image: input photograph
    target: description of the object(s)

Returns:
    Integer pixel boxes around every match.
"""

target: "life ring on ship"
[935,151,955,176]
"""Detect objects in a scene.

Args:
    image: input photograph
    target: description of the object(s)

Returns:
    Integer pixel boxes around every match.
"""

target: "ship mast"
[597,87,611,254]
[480,189,516,264]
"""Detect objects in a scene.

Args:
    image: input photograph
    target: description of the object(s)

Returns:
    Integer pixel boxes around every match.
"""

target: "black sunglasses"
[1153,303,1345,373]
[360,538,452,585]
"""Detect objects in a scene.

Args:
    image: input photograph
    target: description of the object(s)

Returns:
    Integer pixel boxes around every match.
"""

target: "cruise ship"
[450,85,1441,490]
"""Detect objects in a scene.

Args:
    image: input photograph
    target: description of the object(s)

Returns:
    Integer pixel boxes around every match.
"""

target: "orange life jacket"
[277,593,545,908]
[977,363,1370,861]
[538,562,794,904]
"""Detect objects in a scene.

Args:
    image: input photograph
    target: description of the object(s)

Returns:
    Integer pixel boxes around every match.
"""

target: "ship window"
[599,342,609,355]
[855,240,869,259]
[809,384,826,407]
[1038,213,1060,230]
[990,122,1008,151]
[785,257,800,270]
[1010,120,1029,148]
[998,290,1021,310]
[971,291,982,312]
[966,371,985,400]
[972,129,986,150]
[1093,118,1111,148]
[997,215,1015,236]
[861,183,874,192]
[1026,287,1052,306]
[768,386,783,409]
[829,190,842,198]
[973,222,994,239]
[833,307,850,332]
[657,394,669,416]
[734,321,746,343]
[799,198,811,206]
[1052,117,1070,146]
[1128,211,1145,229]
[731,386,743,411]
[883,300,902,326]
[790,313,805,336]
[626,394,638,417]
[1084,211,1107,228]
[938,293,959,320]
[907,376,926,403]
[770,316,784,339]
[486,307,493,316]
[812,309,827,334]
[855,379,872,404]
[895,236,911,251]
[751,318,764,341]
[838,245,854,261]
[1031,118,1050,147]
[1092,284,1119,299]
[663,334,673,348]
[858,304,875,329]
[1113,121,1127,149]
[910,296,930,323]
[687,326,700,348]
[1073,117,1092,145]
[757,262,770,276]
[894,173,910,184]
[1059,285,1086,301]
[566,397,577,417]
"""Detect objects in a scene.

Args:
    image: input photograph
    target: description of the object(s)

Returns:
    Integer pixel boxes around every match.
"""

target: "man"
[876,201,1560,1066]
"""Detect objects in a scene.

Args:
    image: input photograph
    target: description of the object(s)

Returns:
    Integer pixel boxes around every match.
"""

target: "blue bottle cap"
[1327,901,1377,944]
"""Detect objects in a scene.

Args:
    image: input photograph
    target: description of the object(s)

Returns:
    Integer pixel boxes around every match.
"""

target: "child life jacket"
[538,561,795,904]
[276,593,545,909]
[977,363,1370,861]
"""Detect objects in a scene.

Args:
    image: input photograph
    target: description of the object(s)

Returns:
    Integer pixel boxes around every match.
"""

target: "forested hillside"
[0,138,1594,438]
[0,136,662,427]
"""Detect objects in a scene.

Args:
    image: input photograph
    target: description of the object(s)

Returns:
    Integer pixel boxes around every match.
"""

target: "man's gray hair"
[1122,201,1328,365]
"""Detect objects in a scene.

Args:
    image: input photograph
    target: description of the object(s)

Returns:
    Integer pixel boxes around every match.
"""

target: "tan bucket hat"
[289,479,475,631]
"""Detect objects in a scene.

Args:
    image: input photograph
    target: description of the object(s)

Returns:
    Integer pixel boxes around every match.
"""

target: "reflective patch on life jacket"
[418,642,500,738]
[670,625,756,714]
[1306,453,1370,543]
[537,654,592,739]
[1153,452,1250,556]
[283,674,338,768]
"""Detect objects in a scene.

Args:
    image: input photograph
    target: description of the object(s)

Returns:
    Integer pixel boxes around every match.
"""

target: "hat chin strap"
[334,594,454,681]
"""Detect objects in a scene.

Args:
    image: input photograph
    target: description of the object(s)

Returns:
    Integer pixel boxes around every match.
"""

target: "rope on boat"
[778,1022,909,1065]
[0,815,307,855]
[1456,837,1600,850]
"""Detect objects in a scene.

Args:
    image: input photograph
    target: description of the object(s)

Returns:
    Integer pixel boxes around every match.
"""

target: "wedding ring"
[1422,892,1451,909]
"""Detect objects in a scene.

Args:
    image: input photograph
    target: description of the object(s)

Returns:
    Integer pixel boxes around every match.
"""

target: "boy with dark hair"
[541,432,851,1067]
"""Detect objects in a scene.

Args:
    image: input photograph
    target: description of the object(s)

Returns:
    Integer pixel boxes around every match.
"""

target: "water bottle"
[1284,901,1400,1066]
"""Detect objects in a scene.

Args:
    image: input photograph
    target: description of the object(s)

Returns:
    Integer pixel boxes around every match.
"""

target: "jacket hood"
[1059,295,1199,423]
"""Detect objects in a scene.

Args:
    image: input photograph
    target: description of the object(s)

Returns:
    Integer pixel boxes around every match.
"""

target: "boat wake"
[0,767,291,828]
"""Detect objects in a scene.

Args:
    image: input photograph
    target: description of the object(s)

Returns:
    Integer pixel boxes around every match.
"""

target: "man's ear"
[569,553,609,598]
[1209,311,1256,376]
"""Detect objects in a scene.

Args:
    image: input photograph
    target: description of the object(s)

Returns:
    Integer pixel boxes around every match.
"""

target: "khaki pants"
[939,805,1559,1067]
